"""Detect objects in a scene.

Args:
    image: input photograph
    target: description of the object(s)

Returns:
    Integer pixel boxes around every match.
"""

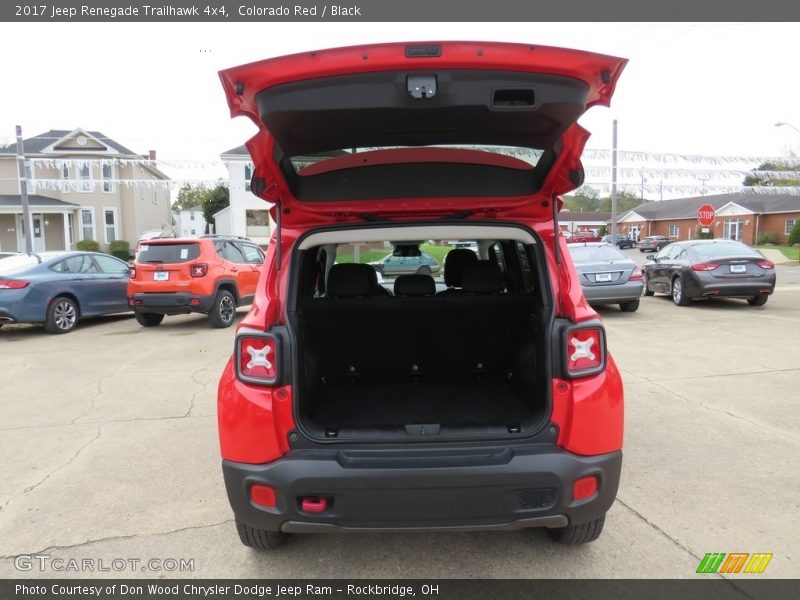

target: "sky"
[2,21,800,196]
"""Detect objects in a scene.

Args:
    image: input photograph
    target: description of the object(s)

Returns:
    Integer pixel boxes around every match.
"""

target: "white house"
[177,205,207,237]
[218,145,273,246]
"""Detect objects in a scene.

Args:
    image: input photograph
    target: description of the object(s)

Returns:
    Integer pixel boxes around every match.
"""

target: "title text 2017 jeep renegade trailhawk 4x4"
[216,42,626,549]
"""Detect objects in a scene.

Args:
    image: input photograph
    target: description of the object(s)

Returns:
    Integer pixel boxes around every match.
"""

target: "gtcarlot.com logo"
[14,554,194,573]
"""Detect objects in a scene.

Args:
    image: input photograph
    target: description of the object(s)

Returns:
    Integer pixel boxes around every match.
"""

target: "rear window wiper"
[144,259,164,263]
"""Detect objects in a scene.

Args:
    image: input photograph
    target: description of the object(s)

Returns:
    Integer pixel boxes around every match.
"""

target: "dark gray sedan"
[568,242,644,312]
[0,251,131,333]
[642,240,776,306]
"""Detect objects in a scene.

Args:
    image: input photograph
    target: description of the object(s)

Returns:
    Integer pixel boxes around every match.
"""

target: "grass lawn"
[420,244,454,263]
[336,244,455,265]
[755,245,800,261]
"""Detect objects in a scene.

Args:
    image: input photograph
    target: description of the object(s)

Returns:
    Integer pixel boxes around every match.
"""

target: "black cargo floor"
[312,382,531,428]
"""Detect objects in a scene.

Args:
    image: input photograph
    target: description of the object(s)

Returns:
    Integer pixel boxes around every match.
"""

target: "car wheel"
[747,295,768,306]
[548,515,605,544]
[209,289,237,328]
[639,248,645,253]
[672,276,691,306]
[620,299,640,312]
[642,275,655,297]
[135,312,164,327]
[235,519,289,550]
[44,296,78,334]
[417,265,432,275]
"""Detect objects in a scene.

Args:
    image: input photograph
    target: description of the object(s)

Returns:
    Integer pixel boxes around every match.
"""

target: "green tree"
[743,161,800,187]
[173,184,210,211]
[563,187,601,212]
[788,220,800,246]
[203,184,230,228]
[600,190,643,212]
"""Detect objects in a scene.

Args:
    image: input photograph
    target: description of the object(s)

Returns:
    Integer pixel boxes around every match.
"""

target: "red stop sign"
[697,203,715,227]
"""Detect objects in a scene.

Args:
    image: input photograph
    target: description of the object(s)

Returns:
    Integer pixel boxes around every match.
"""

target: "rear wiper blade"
[144,260,164,263]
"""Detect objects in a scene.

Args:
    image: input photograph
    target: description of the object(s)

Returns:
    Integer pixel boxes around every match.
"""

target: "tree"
[743,161,800,187]
[788,220,800,246]
[599,190,643,212]
[172,183,230,232]
[562,187,601,212]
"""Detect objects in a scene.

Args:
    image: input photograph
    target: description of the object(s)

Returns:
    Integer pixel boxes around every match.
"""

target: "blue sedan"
[0,251,131,333]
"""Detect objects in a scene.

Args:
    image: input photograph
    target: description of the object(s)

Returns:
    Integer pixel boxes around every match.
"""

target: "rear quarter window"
[138,243,200,264]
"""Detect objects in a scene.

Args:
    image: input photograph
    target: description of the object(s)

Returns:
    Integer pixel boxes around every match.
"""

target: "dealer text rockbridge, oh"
[15,584,425,597]
[17,4,363,18]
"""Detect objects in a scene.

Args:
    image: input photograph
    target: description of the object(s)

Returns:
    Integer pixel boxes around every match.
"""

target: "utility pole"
[610,119,618,240]
[15,125,33,254]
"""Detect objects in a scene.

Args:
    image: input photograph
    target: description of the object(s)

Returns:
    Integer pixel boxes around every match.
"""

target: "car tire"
[209,289,237,328]
[44,296,78,334]
[642,275,655,297]
[235,519,289,550]
[135,312,164,327]
[620,299,640,312]
[417,265,432,275]
[747,295,768,306]
[672,276,691,306]
[548,515,605,544]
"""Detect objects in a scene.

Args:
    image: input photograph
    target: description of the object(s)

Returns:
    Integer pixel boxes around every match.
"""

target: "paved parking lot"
[1,270,798,578]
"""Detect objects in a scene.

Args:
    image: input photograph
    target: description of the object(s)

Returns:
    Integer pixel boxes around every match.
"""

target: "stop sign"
[697,203,715,227]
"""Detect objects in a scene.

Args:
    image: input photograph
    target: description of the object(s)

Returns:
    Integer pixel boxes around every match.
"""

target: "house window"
[191,229,196,235]
[190,212,195,221]
[152,185,159,205]
[668,225,678,238]
[245,164,252,192]
[245,209,269,238]
[785,219,796,236]
[103,208,118,243]
[78,164,91,191]
[62,164,69,179]
[102,164,114,192]
[80,208,95,241]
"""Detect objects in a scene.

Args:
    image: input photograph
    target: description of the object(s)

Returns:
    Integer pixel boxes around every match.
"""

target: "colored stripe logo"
[697,553,773,574]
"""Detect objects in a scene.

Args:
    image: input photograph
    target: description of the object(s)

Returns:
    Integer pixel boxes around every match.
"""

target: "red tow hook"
[301,497,328,513]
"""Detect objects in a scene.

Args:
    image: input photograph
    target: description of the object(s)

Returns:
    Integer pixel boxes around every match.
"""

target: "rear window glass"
[692,242,760,259]
[568,245,627,262]
[138,243,200,264]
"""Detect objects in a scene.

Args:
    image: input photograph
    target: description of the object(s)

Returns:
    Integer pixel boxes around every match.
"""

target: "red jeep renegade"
[216,42,626,549]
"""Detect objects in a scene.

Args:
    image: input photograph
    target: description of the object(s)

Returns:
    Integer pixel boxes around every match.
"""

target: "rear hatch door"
[135,241,202,289]
[219,42,626,225]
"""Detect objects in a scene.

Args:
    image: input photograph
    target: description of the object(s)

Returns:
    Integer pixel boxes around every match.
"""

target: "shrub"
[598,225,608,236]
[756,231,777,245]
[789,221,800,247]
[108,240,130,260]
[76,239,100,252]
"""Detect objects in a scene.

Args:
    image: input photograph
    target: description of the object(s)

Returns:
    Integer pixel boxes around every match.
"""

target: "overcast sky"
[2,22,800,186]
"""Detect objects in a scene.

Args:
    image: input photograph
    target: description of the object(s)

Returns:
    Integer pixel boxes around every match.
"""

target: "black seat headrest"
[394,274,436,297]
[461,261,505,294]
[327,263,376,297]
[443,248,478,287]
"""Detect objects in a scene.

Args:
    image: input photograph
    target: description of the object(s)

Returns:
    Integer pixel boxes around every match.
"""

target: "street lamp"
[775,121,800,135]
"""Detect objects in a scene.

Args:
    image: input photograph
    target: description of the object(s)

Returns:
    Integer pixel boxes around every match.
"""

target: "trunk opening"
[288,226,553,442]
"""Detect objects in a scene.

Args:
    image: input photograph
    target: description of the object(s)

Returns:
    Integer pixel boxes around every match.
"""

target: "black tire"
[417,265,432,275]
[235,519,289,550]
[548,515,605,544]
[639,248,645,253]
[620,299,640,312]
[747,295,768,306]
[642,275,655,297]
[135,312,164,327]
[44,296,78,334]
[209,289,237,328]
[672,276,691,306]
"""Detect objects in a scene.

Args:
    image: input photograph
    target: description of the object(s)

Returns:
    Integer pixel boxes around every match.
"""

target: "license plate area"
[595,272,613,282]
[154,271,169,281]
[730,264,747,274]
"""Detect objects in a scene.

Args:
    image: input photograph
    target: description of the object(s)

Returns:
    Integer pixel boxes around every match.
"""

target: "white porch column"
[63,211,71,250]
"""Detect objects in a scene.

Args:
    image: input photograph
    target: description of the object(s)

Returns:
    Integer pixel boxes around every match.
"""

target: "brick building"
[616,193,800,245]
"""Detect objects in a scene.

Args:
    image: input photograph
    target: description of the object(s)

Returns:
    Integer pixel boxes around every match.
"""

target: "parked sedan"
[567,242,644,312]
[0,251,131,333]
[642,240,776,306]
[602,234,636,249]
[369,247,440,276]
[638,235,671,252]
[566,231,602,243]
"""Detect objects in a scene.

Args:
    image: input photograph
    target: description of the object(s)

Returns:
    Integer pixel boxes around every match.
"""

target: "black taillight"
[190,263,208,278]
[563,322,606,378]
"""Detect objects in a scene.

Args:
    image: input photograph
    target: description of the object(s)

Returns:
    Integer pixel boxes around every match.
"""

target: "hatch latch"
[407,75,437,99]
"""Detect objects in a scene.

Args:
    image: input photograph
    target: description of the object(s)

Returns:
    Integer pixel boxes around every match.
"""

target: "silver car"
[568,242,644,312]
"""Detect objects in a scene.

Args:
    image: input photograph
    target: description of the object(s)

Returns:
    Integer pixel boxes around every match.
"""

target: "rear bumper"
[583,281,643,304]
[685,274,776,299]
[129,292,214,315]
[223,447,622,533]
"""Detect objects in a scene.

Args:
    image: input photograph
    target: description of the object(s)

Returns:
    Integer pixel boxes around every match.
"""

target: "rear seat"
[297,261,535,387]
